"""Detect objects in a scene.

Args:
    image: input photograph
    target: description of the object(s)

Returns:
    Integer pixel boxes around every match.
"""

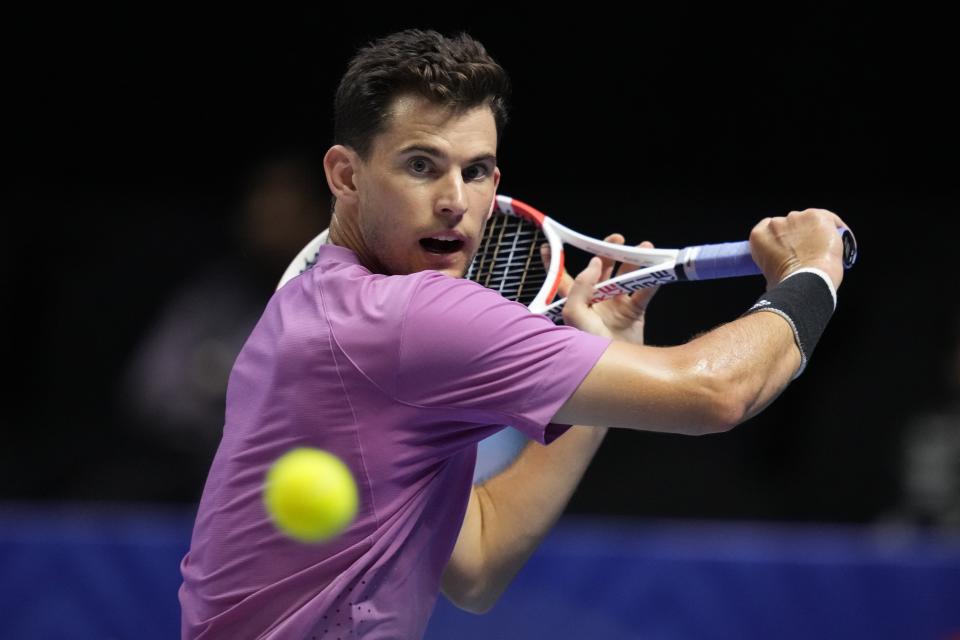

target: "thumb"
[561,256,602,325]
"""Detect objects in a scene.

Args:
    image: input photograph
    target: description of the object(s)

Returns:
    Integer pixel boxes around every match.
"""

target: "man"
[180,29,850,639]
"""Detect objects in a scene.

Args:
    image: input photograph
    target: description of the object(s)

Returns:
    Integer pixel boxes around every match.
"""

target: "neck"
[328,208,387,274]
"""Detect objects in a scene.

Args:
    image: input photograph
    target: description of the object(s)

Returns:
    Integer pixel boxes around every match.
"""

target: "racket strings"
[466,211,548,306]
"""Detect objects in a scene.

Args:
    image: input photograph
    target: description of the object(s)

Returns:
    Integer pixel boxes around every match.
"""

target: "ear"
[486,166,502,221]
[324,145,361,205]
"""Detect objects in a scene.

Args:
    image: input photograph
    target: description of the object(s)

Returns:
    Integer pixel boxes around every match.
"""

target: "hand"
[749,209,853,290]
[546,233,660,344]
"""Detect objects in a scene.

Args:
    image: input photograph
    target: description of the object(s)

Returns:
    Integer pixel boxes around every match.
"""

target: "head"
[323,29,510,277]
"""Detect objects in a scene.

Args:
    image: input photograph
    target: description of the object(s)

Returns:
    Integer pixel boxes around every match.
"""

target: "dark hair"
[333,29,511,162]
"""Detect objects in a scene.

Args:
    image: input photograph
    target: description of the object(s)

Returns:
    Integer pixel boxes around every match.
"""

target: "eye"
[464,164,490,181]
[409,157,432,174]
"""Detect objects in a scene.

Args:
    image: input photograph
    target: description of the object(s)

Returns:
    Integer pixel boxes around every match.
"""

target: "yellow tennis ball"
[263,447,358,543]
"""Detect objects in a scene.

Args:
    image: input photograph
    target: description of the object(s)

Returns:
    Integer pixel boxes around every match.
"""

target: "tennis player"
[179,29,851,639]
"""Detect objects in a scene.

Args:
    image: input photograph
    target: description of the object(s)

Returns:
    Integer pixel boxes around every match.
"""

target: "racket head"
[466,195,564,312]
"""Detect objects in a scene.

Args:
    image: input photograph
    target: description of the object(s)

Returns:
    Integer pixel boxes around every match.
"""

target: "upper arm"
[395,273,611,443]
[550,340,742,435]
[441,486,488,613]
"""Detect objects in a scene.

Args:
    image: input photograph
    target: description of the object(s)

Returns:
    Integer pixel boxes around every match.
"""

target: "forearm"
[448,424,606,612]
[552,309,803,435]
[686,309,803,424]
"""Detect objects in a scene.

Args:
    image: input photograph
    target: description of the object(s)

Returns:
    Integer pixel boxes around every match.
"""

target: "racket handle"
[687,227,857,281]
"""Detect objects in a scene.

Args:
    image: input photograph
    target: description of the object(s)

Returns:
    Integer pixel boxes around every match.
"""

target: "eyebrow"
[398,144,496,165]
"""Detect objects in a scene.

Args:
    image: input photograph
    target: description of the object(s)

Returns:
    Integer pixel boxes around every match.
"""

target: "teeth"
[428,234,461,241]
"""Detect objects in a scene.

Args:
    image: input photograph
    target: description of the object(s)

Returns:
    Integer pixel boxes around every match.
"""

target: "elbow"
[685,398,743,436]
[686,362,748,436]
[461,596,497,616]
[442,562,501,615]
[702,393,745,435]
[445,581,499,615]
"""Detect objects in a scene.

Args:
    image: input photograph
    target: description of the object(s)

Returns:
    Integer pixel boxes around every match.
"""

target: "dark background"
[5,6,958,523]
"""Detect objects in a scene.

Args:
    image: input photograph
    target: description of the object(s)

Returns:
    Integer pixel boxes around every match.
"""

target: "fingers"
[545,233,664,309]
[561,256,604,328]
[617,240,660,310]
[542,233,626,299]
[750,208,849,289]
[795,207,851,235]
[561,233,662,331]
[614,240,654,277]
[599,234,625,285]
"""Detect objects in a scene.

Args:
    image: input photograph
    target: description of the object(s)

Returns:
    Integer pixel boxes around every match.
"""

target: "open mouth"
[419,238,465,254]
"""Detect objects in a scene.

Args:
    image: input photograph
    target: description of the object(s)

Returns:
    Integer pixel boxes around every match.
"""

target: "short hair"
[333,29,511,162]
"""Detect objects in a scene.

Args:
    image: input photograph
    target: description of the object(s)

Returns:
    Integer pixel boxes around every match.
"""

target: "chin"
[427,262,466,279]
[416,249,469,278]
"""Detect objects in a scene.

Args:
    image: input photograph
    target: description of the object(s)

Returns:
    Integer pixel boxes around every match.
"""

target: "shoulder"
[402,270,553,345]
[398,270,601,382]
[405,270,516,313]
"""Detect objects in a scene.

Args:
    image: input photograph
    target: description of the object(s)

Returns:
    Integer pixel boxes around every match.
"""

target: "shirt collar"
[316,242,363,266]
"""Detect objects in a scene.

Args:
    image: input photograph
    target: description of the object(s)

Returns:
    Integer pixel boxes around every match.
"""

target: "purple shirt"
[179,244,611,639]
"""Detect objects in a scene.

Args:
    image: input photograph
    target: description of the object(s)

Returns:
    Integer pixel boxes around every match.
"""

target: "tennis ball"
[263,447,358,543]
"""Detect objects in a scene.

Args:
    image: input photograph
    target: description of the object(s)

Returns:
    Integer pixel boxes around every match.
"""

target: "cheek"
[360,216,389,252]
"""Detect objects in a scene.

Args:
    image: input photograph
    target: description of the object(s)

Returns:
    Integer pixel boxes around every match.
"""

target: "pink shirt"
[179,244,611,639]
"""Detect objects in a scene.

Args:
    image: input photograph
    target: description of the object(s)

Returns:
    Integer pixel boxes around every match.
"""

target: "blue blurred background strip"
[2,505,957,639]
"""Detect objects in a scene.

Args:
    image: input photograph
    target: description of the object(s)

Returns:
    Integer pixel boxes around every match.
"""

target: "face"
[347,94,501,278]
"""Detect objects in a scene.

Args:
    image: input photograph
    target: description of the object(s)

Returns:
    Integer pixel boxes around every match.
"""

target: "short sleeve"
[395,272,612,444]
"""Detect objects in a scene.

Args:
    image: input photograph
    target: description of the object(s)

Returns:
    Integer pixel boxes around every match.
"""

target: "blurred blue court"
[2,503,958,639]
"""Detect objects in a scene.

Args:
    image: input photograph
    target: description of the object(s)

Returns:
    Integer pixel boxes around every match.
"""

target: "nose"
[435,169,468,222]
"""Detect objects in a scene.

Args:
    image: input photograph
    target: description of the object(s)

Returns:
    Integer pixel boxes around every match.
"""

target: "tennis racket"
[278,194,858,323]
